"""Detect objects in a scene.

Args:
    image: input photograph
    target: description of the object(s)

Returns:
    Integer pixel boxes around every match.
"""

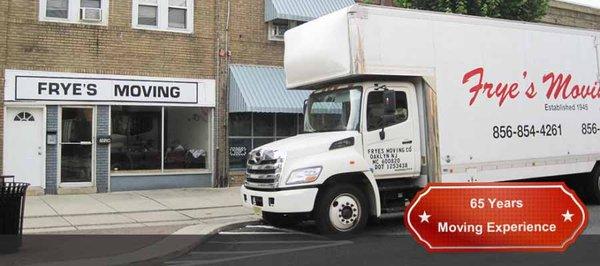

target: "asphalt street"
[166,206,600,266]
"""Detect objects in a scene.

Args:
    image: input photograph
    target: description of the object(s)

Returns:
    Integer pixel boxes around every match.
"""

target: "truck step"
[381,206,405,214]
[377,178,421,192]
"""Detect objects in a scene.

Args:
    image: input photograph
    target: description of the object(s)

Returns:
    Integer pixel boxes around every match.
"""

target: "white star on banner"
[562,210,574,222]
[419,211,431,223]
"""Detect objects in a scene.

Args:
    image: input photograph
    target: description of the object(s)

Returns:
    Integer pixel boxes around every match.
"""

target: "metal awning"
[264,0,355,22]
[229,64,311,113]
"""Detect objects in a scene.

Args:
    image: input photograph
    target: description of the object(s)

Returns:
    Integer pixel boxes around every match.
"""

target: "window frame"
[228,112,304,170]
[366,90,409,132]
[132,0,194,34]
[110,106,213,175]
[267,20,299,42]
[39,0,110,26]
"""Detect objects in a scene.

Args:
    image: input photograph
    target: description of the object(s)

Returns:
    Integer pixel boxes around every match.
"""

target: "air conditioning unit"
[80,8,102,22]
[269,22,291,41]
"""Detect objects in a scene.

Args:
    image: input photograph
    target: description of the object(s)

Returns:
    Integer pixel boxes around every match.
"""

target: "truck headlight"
[286,166,322,185]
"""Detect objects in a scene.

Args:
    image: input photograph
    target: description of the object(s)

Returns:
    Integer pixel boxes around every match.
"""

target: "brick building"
[0,0,219,194]
[0,0,598,194]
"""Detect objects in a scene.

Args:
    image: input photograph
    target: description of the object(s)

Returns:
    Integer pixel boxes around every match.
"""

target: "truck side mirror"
[303,99,308,114]
[379,90,396,140]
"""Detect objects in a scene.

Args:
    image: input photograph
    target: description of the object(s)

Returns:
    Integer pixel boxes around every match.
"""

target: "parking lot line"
[166,241,352,266]
[218,231,297,235]
[207,240,352,244]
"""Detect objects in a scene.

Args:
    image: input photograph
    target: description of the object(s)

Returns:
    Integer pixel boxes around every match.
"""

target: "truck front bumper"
[240,185,319,213]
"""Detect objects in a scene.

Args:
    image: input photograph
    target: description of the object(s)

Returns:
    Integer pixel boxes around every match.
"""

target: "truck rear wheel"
[314,184,368,235]
[585,164,600,204]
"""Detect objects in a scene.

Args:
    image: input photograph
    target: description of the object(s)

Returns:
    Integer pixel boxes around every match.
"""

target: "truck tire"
[586,164,600,204]
[261,212,299,227]
[314,184,368,235]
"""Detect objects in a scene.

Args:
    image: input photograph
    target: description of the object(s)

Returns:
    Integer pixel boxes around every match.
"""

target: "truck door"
[363,84,421,179]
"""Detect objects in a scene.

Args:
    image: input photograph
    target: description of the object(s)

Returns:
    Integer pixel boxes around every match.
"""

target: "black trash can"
[0,176,30,254]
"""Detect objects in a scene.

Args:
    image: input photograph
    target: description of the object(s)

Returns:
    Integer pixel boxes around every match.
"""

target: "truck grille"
[245,150,282,189]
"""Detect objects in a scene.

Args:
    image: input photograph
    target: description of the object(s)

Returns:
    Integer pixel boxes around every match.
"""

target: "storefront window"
[229,113,251,136]
[164,107,209,169]
[229,112,303,169]
[111,106,211,172]
[229,138,252,169]
[276,113,297,136]
[111,106,162,171]
[298,114,304,134]
[253,113,274,136]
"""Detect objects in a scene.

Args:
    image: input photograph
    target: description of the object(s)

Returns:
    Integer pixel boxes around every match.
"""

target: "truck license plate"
[252,206,262,216]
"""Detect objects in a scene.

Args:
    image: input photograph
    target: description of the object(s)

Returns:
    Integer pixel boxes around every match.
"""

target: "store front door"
[60,107,94,186]
[3,107,45,187]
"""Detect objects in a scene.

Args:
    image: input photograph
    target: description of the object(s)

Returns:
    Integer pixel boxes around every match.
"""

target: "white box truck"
[240,4,600,234]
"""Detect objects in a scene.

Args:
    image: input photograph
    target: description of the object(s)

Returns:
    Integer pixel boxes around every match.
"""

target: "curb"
[30,216,261,266]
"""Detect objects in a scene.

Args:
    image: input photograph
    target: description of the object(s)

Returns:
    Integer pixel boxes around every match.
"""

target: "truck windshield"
[304,87,362,133]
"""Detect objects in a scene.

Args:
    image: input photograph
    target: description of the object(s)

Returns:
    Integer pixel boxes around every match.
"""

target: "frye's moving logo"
[114,84,180,98]
[37,82,182,99]
[38,82,98,96]
[14,76,198,104]
[462,67,600,107]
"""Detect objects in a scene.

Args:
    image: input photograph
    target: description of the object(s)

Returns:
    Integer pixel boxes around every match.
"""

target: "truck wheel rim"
[329,193,360,232]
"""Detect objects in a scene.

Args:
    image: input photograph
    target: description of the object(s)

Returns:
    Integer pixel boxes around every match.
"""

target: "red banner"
[404,183,588,252]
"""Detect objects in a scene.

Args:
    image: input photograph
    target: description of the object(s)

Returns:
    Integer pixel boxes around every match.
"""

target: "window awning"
[264,0,355,22]
[229,64,311,113]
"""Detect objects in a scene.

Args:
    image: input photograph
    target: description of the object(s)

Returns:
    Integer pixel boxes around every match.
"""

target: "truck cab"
[241,81,429,234]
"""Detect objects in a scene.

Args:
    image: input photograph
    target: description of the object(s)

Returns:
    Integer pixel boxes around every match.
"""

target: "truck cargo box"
[285,4,600,182]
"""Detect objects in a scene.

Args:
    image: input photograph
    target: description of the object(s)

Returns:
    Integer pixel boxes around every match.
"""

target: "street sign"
[404,183,588,252]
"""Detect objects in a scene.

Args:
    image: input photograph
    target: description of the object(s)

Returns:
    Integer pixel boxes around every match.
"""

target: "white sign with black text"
[4,70,216,107]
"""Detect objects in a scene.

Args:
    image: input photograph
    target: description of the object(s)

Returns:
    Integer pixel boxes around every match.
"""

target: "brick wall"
[228,0,284,66]
[541,1,600,30]
[2,1,216,77]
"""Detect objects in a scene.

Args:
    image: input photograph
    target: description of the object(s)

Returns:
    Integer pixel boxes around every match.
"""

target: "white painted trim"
[107,105,112,192]
[38,0,110,26]
[4,69,216,107]
[131,0,194,34]
[108,106,213,176]
[2,106,47,189]
[210,108,215,187]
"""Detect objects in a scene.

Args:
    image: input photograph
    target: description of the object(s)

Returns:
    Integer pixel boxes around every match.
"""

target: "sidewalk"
[0,187,260,265]
[24,187,254,233]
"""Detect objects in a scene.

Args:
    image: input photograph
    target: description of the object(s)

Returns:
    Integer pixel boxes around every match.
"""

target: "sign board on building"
[4,70,216,107]
[97,136,112,144]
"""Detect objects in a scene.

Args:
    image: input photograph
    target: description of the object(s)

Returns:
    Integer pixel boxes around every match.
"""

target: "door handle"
[402,140,413,145]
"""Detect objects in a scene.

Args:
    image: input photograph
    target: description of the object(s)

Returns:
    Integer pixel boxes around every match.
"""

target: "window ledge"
[132,25,194,34]
[39,17,109,26]
[111,169,211,177]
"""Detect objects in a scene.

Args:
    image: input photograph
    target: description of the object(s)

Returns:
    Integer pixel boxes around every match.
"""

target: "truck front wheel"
[315,184,368,235]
